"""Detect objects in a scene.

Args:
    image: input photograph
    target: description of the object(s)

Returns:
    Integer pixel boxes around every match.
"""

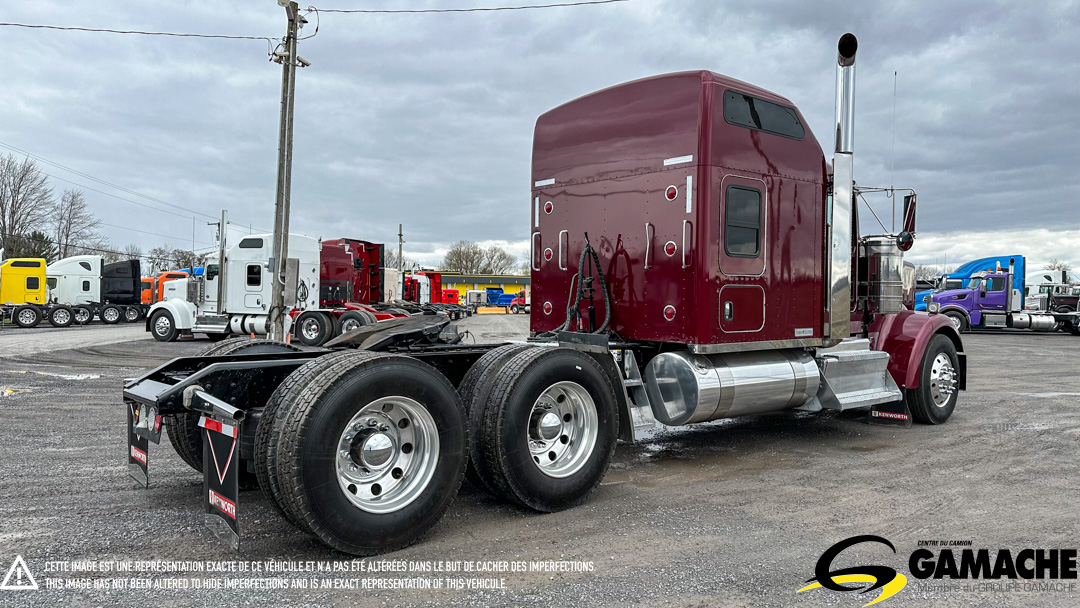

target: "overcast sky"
[2,0,1078,271]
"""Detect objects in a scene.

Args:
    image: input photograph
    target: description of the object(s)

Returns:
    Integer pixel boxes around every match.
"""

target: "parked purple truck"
[925,257,1080,335]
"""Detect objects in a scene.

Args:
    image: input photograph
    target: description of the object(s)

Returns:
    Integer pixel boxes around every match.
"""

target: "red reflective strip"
[198,416,237,438]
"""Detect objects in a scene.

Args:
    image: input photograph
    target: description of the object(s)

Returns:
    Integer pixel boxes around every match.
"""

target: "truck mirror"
[979,281,987,297]
[902,194,917,234]
[896,231,914,251]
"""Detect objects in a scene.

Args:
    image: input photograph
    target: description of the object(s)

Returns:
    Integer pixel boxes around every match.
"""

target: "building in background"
[440,273,530,296]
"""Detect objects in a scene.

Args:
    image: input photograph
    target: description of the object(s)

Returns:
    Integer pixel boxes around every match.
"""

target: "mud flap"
[127,402,163,487]
[183,386,245,551]
[867,398,913,428]
[200,415,241,551]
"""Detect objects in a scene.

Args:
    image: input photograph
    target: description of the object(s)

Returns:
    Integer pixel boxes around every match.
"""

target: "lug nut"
[367,419,378,427]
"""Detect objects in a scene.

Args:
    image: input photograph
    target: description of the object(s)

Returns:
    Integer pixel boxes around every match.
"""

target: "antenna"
[890,70,897,231]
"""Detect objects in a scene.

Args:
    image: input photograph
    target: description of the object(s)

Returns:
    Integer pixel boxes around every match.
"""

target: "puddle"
[5,371,100,381]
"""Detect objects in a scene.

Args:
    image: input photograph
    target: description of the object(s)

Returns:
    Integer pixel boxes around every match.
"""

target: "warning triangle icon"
[1,555,39,590]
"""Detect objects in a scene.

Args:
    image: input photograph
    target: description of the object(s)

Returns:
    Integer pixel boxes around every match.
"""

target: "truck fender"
[870,310,966,391]
[146,300,196,332]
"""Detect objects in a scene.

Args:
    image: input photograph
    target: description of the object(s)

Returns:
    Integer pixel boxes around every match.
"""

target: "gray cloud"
[1,0,1078,267]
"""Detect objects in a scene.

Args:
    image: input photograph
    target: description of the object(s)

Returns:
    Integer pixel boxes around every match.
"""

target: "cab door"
[718,175,767,334]
[977,274,1009,312]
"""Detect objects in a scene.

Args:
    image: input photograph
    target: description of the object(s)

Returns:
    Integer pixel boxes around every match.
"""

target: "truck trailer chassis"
[123,34,968,556]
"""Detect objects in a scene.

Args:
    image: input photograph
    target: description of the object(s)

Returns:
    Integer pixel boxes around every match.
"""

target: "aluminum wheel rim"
[53,309,71,325]
[336,396,439,514]
[301,317,321,341]
[341,318,362,333]
[18,309,37,325]
[74,308,90,323]
[528,381,598,479]
[154,316,171,336]
[103,308,119,322]
[125,308,139,321]
[929,353,957,407]
[948,315,961,330]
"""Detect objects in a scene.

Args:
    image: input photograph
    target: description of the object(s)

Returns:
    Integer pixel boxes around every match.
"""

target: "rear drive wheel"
[124,306,141,322]
[295,311,333,346]
[164,338,299,490]
[272,352,467,555]
[907,334,960,425]
[73,306,92,325]
[48,306,74,328]
[479,348,619,512]
[457,344,533,496]
[338,311,371,334]
[943,311,968,333]
[150,310,178,342]
[13,305,41,328]
[101,305,122,324]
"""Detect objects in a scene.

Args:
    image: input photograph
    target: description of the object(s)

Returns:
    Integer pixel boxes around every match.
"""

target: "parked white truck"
[146,233,320,341]
[46,255,144,325]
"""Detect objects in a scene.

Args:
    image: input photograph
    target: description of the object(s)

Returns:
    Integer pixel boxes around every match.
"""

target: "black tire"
[164,338,299,489]
[256,349,368,529]
[205,332,231,341]
[511,305,520,314]
[100,305,122,325]
[479,348,619,512]
[943,311,968,333]
[1068,321,1080,337]
[13,305,41,328]
[337,311,371,335]
[457,344,534,496]
[150,310,179,342]
[124,306,141,322]
[273,353,468,555]
[295,311,333,346]
[48,306,74,328]
[73,306,92,325]
[907,334,960,425]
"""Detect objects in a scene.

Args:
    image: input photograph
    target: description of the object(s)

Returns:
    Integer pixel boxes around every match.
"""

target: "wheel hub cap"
[302,319,320,340]
[949,316,961,329]
[929,353,957,407]
[19,310,35,324]
[528,381,598,479]
[154,317,170,335]
[336,397,439,514]
[55,310,70,323]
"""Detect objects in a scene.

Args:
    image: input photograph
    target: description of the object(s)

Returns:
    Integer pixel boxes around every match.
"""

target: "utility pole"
[269,0,306,341]
[398,223,405,300]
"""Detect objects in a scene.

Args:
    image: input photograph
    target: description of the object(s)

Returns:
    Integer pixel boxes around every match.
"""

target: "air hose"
[550,234,611,335]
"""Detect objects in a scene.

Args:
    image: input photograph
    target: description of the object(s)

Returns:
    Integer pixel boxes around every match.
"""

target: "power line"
[313,0,630,13]
[0,22,274,47]
[41,172,201,221]
[99,222,215,247]
[0,141,218,221]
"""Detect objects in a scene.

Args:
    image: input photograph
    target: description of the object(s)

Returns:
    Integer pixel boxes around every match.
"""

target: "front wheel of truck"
[943,311,968,333]
[906,334,959,425]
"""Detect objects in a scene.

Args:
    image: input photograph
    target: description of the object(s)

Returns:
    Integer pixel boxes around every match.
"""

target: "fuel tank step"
[810,339,902,411]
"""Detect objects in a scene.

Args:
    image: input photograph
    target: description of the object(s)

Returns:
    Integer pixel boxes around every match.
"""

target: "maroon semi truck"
[123,34,964,556]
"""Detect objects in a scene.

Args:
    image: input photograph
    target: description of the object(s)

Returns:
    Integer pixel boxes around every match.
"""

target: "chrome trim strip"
[663,154,694,166]
[534,178,555,187]
[686,174,693,213]
[688,338,825,354]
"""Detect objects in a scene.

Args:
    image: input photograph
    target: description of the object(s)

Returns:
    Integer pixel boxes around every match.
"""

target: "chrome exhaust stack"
[825,33,858,345]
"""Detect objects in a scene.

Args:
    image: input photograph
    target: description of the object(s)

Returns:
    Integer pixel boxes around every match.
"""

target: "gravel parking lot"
[1,317,1077,607]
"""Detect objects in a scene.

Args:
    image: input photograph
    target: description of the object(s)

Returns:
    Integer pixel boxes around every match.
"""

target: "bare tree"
[481,245,517,274]
[0,154,53,253]
[147,245,176,273]
[441,240,486,273]
[518,250,532,274]
[51,189,102,258]
[384,248,415,272]
[73,235,120,263]
[172,249,207,271]
[123,243,143,261]
[914,265,943,281]
[1043,258,1072,272]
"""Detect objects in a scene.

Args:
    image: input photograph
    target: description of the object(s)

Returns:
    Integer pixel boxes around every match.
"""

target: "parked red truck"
[124,34,964,557]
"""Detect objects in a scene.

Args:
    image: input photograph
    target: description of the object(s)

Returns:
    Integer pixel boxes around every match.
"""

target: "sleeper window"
[724,186,762,257]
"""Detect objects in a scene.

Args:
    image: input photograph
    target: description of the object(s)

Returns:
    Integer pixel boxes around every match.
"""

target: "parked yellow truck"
[0,257,50,327]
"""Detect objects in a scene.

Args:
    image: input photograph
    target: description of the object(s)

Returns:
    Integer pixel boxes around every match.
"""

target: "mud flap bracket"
[186,386,245,552]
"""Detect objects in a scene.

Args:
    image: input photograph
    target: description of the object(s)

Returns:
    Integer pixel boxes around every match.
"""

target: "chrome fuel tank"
[643,350,820,426]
